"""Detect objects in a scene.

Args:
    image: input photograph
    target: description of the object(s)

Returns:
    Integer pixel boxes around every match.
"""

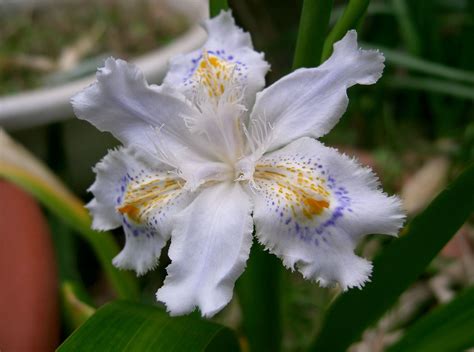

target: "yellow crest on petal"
[193,51,236,99]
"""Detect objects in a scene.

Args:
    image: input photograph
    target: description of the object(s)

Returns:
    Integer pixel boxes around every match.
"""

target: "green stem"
[210,0,229,17]
[321,0,370,62]
[293,0,333,69]
[237,242,282,352]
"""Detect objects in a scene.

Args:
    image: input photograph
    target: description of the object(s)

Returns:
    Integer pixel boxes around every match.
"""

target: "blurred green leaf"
[237,242,282,352]
[0,130,138,300]
[387,76,474,100]
[61,281,96,329]
[321,0,370,61]
[293,0,333,69]
[310,163,474,352]
[387,286,474,352]
[210,0,229,17]
[391,0,421,56]
[363,44,474,85]
[58,301,240,352]
[330,3,394,25]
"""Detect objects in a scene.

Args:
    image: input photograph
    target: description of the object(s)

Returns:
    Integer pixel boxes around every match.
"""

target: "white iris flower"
[72,11,405,317]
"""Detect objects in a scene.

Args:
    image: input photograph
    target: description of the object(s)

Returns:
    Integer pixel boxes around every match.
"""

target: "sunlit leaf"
[0,129,138,300]
[58,301,240,352]
[311,163,474,352]
[61,281,96,329]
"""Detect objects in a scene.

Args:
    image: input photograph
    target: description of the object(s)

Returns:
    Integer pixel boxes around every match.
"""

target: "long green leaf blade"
[386,76,474,100]
[293,0,333,69]
[362,44,474,85]
[321,0,370,61]
[387,286,474,352]
[311,163,474,351]
[58,301,240,352]
[391,0,421,56]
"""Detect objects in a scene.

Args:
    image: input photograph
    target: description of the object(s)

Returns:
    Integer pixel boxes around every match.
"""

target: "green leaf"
[362,44,474,85]
[210,0,229,17]
[61,281,96,329]
[58,301,241,352]
[237,242,282,352]
[390,0,421,56]
[0,130,138,300]
[387,286,474,352]
[386,76,474,100]
[321,0,370,61]
[310,163,474,352]
[293,0,333,69]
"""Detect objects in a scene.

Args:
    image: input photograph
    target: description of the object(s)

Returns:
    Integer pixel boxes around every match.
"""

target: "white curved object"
[0,26,206,130]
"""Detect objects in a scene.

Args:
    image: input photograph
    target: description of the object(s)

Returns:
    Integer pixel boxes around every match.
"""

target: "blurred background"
[0,0,473,351]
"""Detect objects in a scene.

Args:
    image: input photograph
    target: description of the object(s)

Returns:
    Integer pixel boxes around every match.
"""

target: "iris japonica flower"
[72,11,405,317]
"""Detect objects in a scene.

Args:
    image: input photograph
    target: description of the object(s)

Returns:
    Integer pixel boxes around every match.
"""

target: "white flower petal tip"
[163,10,269,109]
[249,30,385,152]
[251,138,405,292]
[156,183,253,317]
[112,233,163,276]
[326,30,385,85]
[203,10,253,50]
[86,146,193,276]
[301,253,373,291]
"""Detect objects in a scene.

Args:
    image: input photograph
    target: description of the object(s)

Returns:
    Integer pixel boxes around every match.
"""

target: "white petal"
[112,220,167,276]
[72,58,201,155]
[248,30,384,152]
[163,11,269,108]
[251,137,404,290]
[87,147,136,231]
[88,147,193,275]
[156,182,253,317]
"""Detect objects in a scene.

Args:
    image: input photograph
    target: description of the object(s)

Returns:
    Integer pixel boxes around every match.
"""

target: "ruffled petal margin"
[88,147,193,275]
[251,137,405,290]
[156,182,253,317]
[163,10,269,109]
[249,30,385,153]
